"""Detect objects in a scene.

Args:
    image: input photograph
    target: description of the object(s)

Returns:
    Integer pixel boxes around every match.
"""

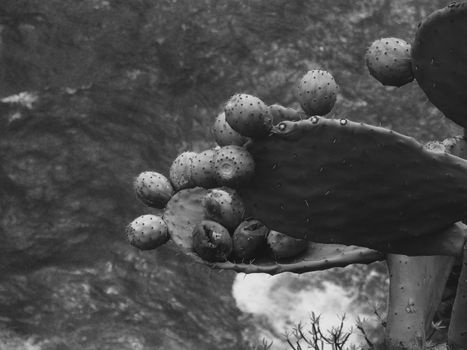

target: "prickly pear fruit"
[232,219,268,261]
[267,230,307,259]
[224,93,272,138]
[125,214,169,250]
[169,151,197,191]
[134,171,174,208]
[365,38,413,87]
[192,220,232,262]
[412,3,467,128]
[192,149,217,188]
[214,145,255,187]
[212,112,248,146]
[202,187,245,231]
[296,70,338,116]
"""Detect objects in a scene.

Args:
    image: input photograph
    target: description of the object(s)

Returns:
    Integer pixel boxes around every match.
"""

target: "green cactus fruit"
[237,117,467,251]
[412,2,467,128]
[192,220,232,262]
[365,38,414,87]
[214,145,255,187]
[169,151,197,191]
[212,112,248,146]
[202,187,245,231]
[191,149,217,188]
[134,171,174,209]
[267,104,305,123]
[125,214,169,250]
[224,93,272,138]
[267,230,307,260]
[232,219,268,261]
[295,70,338,116]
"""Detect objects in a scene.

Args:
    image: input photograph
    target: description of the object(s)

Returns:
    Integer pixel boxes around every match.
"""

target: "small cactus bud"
[267,230,307,259]
[232,219,268,261]
[192,220,232,262]
[134,171,174,208]
[125,214,169,250]
[192,149,217,188]
[365,38,414,87]
[202,187,245,231]
[212,112,248,146]
[169,151,197,191]
[224,93,272,138]
[214,145,255,187]
[296,70,338,116]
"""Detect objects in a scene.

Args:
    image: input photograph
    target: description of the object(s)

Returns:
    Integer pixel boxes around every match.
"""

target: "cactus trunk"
[385,254,454,350]
[448,242,467,349]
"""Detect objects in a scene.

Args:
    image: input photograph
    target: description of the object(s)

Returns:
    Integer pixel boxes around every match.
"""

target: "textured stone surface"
[0,89,254,349]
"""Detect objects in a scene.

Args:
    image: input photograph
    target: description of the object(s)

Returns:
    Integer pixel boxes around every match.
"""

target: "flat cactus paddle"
[412,2,467,128]
[163,188,383,274]
[238,117,467,248]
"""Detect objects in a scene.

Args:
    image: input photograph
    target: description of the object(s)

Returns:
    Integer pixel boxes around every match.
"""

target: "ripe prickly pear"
[212,112,248,146]
[125,214,169,250]
[214,145,255,187]
[169,151,197,191]
[192,220,232,262]
[224,93,272,138]
[296,70,338,116]
[267,230,307,259]
[365,38,413,87]
[232,219,268,261]
[202,187,245,231]
[134,171,174,209]
[192,149,217,188]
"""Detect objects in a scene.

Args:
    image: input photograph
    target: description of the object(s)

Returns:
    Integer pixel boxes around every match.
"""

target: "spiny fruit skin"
[214,145,255,187]
[126,214,169,250]
[192,149,217,188]
[365,38,414,87]
[212,112,248,146]
[134,171,174,209]
[192,220,232,262]
[202,187,245,231]
[169,151,197,191]
[232,219,268,261]
[224,93,272,138]
[267,230,307,259]
[296,70,338,116]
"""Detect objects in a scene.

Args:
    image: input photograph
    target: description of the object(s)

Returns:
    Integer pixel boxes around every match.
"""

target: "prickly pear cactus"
[411,2,467,128]
[238,117,467,249]
[162,187,383,274]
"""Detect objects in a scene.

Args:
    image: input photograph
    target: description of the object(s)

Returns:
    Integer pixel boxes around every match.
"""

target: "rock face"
[0,88,254,349]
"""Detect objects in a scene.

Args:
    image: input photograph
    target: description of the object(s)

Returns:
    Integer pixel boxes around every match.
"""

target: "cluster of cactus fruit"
[124,3,467,349]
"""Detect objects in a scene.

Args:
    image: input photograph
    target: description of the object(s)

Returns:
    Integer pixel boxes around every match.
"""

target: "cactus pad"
[412,2,467,128]
[238,117,467,248]
[163,188,383,274]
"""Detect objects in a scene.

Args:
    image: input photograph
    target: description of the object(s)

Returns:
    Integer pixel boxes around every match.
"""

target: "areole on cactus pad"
[412,1,467,128]
[236,117,467,251]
